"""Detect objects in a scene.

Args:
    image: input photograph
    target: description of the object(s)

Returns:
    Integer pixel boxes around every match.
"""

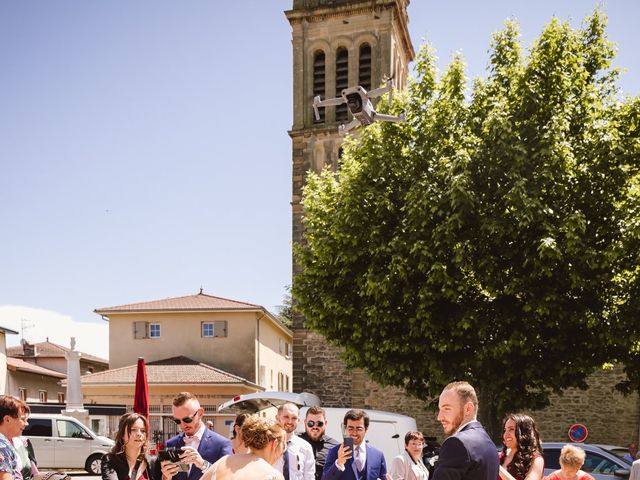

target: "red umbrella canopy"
[134,357,149,420]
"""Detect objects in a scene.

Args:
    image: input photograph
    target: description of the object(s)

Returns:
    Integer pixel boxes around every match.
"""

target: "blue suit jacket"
[164,429,232,480]
[322,442,386,480]
[432,421,499,480]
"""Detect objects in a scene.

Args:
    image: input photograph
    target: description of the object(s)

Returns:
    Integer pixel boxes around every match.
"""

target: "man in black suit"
[432,381,499,480]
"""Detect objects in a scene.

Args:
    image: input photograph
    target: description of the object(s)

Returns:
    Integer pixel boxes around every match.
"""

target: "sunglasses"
[172,410,199,425]
[306,420,325,428]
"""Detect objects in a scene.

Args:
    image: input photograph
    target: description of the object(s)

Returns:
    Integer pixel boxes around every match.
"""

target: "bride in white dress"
[203,415,285,480]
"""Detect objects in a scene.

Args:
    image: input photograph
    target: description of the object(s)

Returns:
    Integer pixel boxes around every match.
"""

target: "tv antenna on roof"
[20,318,34,345]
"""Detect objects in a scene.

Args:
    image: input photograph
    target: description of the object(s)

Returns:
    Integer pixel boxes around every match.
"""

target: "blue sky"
[1,1,638,358]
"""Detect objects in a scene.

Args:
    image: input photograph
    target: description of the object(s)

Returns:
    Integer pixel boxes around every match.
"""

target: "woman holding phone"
[101,413,158,480]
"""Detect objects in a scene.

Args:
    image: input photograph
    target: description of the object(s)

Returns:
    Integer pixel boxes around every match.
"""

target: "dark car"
[542,442,631,480]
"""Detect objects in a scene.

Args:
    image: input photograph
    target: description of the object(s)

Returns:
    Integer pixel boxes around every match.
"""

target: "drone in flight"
[312,79,406,135]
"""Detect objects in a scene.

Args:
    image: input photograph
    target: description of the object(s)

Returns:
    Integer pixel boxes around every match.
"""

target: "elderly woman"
[203,415,285,480]
[388,431,430,480]
[543,445,595,480]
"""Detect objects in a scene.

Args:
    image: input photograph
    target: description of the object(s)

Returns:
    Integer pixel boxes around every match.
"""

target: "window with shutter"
[202,322,214,337]
[359,44,372,91]
[213,320,227,337]
[149,323,161,338]
[313,50,326,123]
[133,321,149,339]
[335,47,349,122]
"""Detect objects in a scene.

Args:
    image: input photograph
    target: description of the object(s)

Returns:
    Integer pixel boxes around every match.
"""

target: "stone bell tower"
[285,1,427,416]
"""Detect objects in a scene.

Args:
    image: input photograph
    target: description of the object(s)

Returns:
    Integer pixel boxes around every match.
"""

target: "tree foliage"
[277,284,293,328]
[293,11,640,437]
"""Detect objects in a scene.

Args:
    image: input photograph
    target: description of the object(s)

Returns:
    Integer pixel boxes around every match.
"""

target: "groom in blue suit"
[433,382,499,480]
[322,409,386,480]
[159,392,232,480]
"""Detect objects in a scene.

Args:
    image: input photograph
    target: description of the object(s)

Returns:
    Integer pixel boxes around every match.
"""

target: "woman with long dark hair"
[499,413,544,480]
[101,413,158,480]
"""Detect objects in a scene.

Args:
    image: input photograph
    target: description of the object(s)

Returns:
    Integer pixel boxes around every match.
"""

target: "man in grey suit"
[432,381,499,480]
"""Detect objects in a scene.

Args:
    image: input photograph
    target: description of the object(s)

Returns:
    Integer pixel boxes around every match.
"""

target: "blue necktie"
[283,441,291,480]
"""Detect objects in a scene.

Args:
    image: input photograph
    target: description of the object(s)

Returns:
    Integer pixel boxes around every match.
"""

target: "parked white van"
[218,391,417,463]
[23,413,115,474]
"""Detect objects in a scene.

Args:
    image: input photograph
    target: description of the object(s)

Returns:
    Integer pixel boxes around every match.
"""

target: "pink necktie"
[184,435,199,448]
[354,447,364,471]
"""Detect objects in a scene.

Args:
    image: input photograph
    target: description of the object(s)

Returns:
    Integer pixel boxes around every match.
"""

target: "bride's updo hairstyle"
[241,415,285,451]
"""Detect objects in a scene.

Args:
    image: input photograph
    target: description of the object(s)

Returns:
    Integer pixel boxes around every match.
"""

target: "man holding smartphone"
[322,409,387,480]
[159,392,232,480]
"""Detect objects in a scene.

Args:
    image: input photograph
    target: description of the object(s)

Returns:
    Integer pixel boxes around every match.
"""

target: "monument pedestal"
[64,337,89,427]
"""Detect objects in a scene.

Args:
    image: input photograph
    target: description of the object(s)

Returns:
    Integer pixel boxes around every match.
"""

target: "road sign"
[568,423,588,443]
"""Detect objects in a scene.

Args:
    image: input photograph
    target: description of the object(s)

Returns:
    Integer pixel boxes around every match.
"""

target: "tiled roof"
[7,357,66,378]
[78,356,261,387]
[95,291,262,314]
[6,340,108,365]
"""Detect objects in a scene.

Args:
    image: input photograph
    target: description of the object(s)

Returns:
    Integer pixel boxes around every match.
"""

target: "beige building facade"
[84,291,293,439]
[96,290,292,390]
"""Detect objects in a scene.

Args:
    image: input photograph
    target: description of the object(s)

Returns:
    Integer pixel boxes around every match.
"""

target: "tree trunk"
[476,386,501,443]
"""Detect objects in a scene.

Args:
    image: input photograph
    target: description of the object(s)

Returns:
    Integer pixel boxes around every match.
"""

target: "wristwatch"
[200,460,211,472]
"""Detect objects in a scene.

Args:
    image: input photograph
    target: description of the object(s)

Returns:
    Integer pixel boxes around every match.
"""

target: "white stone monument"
[63,337,89,426]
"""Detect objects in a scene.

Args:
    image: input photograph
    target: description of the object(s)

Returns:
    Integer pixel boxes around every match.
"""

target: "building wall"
[108,311,259,380]
[533,366,640,445]
[6,371,64,403]
[256,315,293,391]
[0,332,7,395]
[108,311,292,387]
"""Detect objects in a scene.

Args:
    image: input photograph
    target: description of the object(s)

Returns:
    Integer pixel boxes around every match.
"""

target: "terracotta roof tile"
[7,357,66,378]
[95,292,262,314]
[7,340,108,365]
[78,356,261,387]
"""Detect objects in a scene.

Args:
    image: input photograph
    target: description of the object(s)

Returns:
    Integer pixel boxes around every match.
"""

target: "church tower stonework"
[284,0,440,429]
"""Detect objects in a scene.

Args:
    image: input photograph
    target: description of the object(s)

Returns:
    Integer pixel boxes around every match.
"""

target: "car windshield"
[593,446,632,466]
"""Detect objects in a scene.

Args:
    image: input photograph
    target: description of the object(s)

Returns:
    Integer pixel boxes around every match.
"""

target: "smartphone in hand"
[343,436,354,457]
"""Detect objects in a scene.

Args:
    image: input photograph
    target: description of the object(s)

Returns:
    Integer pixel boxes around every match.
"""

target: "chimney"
[22,342,36,357]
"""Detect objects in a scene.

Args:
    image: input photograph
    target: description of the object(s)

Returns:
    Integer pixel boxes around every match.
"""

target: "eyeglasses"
[307,421,325,428]
[172,410,199,425]
[346,426,365,433]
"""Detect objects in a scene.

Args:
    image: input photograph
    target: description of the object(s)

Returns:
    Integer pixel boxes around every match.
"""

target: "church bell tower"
[285,0,415,406]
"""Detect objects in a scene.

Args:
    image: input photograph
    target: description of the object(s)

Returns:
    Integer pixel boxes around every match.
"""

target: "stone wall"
[295,328,640,446]
[533,365,640,445]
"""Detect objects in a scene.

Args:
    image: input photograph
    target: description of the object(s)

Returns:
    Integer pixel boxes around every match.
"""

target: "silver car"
[542,442,631,480]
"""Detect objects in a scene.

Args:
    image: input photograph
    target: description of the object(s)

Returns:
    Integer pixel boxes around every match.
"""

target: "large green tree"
[293,11,640,437]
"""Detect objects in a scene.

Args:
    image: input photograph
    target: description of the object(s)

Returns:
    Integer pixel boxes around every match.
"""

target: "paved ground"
[43,471,99,480]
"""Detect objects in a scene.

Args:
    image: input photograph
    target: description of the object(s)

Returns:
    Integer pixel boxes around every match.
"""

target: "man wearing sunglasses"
[298,406,338,480]
[160,392,231,480]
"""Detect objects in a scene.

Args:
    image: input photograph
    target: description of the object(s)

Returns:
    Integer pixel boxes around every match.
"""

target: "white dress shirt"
[274,434,316,480]
[630,459,640,480]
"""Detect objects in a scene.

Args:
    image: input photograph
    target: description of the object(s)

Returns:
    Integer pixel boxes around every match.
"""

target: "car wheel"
[86,454,102,475]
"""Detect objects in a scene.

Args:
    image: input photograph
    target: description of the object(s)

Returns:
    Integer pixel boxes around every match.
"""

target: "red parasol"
[133,357,149,419]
